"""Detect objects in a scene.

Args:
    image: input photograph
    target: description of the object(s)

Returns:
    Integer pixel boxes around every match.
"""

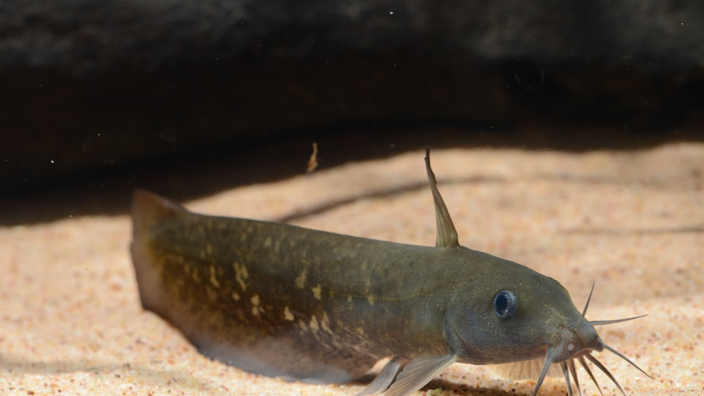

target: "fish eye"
[493,290,518,318]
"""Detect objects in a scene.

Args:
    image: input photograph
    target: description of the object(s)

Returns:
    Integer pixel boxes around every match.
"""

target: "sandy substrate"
[1,143,703,396]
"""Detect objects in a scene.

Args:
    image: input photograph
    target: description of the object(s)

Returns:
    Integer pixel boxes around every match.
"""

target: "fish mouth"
[536,345,648,396]
[530,283,651,396]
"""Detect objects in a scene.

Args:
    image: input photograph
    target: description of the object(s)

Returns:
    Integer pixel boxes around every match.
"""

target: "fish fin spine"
[424,147,459,249]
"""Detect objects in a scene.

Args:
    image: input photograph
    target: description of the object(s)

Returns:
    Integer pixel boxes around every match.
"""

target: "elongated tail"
[130,190,380,384]
[131,189,190,313]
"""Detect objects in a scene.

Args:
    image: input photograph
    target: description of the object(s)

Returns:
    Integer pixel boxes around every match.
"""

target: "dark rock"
[2,0,704,194]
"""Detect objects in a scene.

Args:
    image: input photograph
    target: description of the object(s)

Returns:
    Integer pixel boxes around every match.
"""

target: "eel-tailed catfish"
[131,147,650,396]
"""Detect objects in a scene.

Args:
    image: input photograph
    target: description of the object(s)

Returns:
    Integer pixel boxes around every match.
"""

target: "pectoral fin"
[383,353,458,396]
[424,147,459,249]
[355,357,404,396]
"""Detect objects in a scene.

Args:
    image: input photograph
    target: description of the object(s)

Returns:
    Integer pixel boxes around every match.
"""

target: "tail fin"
[130,189,188,312]
[131,189,188,237]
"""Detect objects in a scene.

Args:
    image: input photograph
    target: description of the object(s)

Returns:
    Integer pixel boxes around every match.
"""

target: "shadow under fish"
[130,147,650,396]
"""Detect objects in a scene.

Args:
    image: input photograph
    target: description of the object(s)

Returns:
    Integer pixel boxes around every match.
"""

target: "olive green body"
[132,150,647,396]
[137,207,444,382]
[132,190,580,385]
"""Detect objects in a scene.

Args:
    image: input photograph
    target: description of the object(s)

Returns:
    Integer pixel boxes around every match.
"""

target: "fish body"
[131,148,648,396]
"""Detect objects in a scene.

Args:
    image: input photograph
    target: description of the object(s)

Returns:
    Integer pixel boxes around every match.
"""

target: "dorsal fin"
[425,146,459,249]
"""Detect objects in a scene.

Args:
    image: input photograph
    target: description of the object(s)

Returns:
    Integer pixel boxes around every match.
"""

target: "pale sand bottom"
[1,143,702,396]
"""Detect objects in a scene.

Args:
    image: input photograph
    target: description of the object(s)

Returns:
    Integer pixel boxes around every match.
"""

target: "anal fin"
[488,359,563,380]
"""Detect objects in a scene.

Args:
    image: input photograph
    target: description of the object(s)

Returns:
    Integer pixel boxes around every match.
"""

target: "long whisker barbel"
[567,359,582,396]
[570,282,595,329]
[603,343,652,378]
[560,362,574,396]
[557,346,650,396]
[531,347,556,396]
[531,283,650,396]
[590,315,648,326]
[585,353,627,396]
[578,355,604,396]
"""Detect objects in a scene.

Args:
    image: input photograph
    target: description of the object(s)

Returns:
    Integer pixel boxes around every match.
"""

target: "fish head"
[443,259,601,365]
[443,258,648,396]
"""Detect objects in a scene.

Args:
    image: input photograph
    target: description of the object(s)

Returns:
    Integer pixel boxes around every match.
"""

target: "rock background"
[2,0,704,196]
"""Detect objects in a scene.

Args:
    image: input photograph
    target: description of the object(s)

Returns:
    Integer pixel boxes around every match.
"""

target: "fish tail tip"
[131,188,186,259]
[130,189,186,311]
[132,190,187,229]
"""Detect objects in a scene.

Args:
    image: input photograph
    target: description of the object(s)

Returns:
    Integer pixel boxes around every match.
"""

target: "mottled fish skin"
[131,148,648,396]
[133,192,458,382]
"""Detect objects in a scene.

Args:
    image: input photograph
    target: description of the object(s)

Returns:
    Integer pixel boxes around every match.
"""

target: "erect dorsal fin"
[425,146,459,249]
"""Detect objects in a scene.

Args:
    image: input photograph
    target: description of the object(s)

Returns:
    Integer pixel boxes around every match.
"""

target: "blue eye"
[493,290,518,318]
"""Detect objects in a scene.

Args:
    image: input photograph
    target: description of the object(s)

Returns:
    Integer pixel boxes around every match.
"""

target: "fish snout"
[552,322,604,362]
[570,322,604,356]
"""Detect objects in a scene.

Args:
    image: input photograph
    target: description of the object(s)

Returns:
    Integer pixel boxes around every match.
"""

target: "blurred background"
[2,0,703,225]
